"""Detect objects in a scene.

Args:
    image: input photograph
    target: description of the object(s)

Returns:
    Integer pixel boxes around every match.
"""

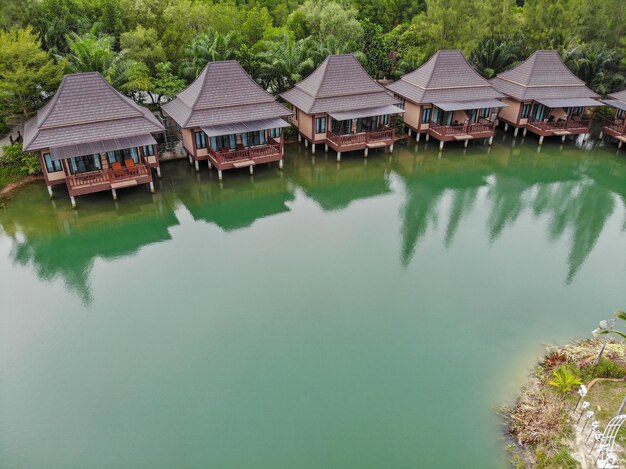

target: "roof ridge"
[185,65,211,127]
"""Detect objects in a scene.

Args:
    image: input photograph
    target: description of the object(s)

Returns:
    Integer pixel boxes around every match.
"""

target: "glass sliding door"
[69,154,102,174]
[331,119,352,135]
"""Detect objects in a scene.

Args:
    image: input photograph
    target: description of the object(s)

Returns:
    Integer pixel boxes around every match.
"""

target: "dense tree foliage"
[0,0,624,130]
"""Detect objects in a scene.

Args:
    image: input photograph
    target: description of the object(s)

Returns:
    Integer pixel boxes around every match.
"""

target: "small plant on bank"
[549,366,582,394]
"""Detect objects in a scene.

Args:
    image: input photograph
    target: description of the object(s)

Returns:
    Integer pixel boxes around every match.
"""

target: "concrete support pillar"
[156,166,162,178]
[218,169,223,181]
[523,128,527,137]
[112,188,117,200]
[538,136,544,146]
[439,140,444,151]
[188,154,193,165]
[279,159,284,170]
[488,136,494,146]
[249,165,254,175]
[207,160,212,170]
[70,196,76,208]
[513,127,519,137]
[194,160,199,172]
[416,132,421,142]
[389,144,394,153]
[47,185,53,198]
[425,133,430,142]
[336,152,341,162]
[464,139,469,148]
[619,141,623,149]
[561,135,566,143]
[298,133,302,143]
[599,131,604,139]
[504,123,509,132]
[364,147,369,158]
[324,143,328,152]
[408,128,412,137]
[149,181,155,193]
[311,143,316,154]
[304,139,308,148]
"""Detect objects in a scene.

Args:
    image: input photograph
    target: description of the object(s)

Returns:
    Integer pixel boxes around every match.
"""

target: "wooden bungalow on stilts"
[386,50,506,151]
[162,60,292,180]
[600,90,626,149]
[280,54,404,161]
[490,51,602,145]
[23,72,165,208]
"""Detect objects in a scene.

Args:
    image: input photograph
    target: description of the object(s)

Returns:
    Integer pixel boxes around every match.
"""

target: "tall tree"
[256,35,317,93]
[0,27,64,120]
[469,38,522,78]
[179,29,239,79]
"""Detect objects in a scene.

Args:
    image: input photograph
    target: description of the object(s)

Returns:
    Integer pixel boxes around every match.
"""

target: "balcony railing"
[528,115,591,132]
[326,126,394,148]
[207,140,281,164]
[66,164,150,189]
[429,119,495,137]
[602,118,626,134]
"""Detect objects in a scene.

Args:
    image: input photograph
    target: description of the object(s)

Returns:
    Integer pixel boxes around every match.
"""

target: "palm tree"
[64,30,117,74]
[179,29,238,80]
[563,42,626,95]
[256,35,317,94]
[469,38,521,79]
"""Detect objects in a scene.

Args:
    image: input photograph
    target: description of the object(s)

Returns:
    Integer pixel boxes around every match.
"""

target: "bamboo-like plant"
[549,366,582,394]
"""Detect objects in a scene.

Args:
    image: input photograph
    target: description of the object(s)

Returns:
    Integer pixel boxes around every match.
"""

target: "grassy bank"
[503,339,626,468]
[0,144,41,197]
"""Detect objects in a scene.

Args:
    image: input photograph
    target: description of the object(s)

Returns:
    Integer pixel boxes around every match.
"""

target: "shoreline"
[0,175,43,200]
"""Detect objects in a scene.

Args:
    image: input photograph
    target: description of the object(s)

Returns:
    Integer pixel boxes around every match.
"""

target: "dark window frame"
[194,130,207,149]
[43,153,63,173]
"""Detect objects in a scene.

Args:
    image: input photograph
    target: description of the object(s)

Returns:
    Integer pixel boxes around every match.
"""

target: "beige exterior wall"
[498,98,522,125]
[40,149,67,182]
[298,110,314,140]
[402,101,421,130]
[182,128,195,155]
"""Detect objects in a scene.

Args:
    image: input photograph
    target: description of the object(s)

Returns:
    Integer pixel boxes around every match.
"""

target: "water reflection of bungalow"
[163,61,291,180]
[491,51,602,144]
[387,50,506,150]
[23,72,165,208]
[280,54,403,161]
[179,174,294,231]
[601,90,626,148]
[1,198,178,302]
[289,156,392,211]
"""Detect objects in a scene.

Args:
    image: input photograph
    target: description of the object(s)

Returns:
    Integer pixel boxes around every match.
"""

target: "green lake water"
[1,133,626,468]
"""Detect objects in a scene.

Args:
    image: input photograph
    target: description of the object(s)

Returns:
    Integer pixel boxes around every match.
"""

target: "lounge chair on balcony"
[124,159,135,168]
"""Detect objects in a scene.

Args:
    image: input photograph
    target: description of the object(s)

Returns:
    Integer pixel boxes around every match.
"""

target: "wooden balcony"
[526,116,591,137]
[207,140,282,170]
[428,119,496,142]
[601,118,626,140]
[326,127,394,153]
[66,164,152,196]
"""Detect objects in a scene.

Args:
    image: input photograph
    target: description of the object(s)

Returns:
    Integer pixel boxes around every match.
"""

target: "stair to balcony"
[232,160,255,168]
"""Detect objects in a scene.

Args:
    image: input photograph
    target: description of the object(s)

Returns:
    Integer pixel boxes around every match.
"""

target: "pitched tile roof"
[280,54,399,114]
[608,90,626,103]
[490,50,599,101]
[386,50,504,104]
[23,72,164,152]
[162,60,291,128]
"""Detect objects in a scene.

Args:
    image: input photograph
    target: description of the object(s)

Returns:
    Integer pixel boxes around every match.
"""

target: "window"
[142,145,155,156]
[210,134,236,150]
[532,104,547,121]
[107,148,139,164]
[521,103,531,119]
[270,128,281,138]
[467,109,477,123]
[194,130,207,149]
[422,108,432,124]
[332,119,352,135]
[70,154,101,174]
[617,109,625,120]
[480,108,490,119]
[315,116,326,134]
[397,97,405,110]
[243,131,267,147]
[380,115,389,125]
[43,153,62,173]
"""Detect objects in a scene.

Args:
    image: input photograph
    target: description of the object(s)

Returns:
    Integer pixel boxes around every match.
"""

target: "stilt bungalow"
[162,60,291,180]
[23,72,165,208]
[386,50,506,150]
[601,90,626,148]
[490,50,602,144]
[280,54,403,161]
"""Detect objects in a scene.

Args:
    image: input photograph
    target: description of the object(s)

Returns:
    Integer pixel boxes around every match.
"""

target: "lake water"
[1,133,626,468]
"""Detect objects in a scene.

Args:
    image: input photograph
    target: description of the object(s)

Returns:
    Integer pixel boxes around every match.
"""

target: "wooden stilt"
[488,136,493,145]
[504,123,509,132]
[523,128,527,137]
[324,143,328,152]
[337,152,341,162]
[249,165,254,175]
[311,143,315,154]
[389,144,394,153]
[364,147,368,157]
[416,133,421,142]
[408,128,412,137]
[439,140,444,151]
[194,160,199,172]
[207,160,212,170]
[112,188,117,200]
[539,136,544,146]
[47,185,53,198]
[513,127,519,137]
[156,166,162,178]
[425,133,430,142]
[218,170,223,180]
[279,159,283,170]
[149,181,155,193]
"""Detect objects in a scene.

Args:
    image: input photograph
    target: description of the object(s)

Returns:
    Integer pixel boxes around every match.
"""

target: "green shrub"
[1,144,41,175]
[581,359,626,382]
[549,366,582,394]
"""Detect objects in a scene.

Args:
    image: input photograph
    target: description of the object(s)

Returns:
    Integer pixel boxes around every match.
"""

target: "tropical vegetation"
[0,0,625,133]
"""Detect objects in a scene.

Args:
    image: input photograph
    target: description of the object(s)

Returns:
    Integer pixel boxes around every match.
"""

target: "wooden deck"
[326,127,394,153]
[427,119,496,142]
[205,140,282,170]
[66,164,153,196]
[526,116,591,137]
[601,119,626,141]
